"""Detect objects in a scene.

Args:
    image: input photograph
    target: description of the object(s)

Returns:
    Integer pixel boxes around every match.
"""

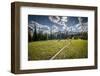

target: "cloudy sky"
[28,15,88,34]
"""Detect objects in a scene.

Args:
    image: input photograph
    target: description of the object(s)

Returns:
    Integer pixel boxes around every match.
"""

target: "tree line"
[28,25,88,42]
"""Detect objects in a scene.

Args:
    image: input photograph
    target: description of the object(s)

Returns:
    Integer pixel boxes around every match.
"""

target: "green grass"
[28,39,88,60]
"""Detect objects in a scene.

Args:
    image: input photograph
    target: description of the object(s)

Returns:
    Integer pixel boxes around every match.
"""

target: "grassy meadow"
[28,39,88,60]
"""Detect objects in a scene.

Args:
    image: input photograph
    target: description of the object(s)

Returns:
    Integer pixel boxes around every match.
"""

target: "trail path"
[50,41,71,60]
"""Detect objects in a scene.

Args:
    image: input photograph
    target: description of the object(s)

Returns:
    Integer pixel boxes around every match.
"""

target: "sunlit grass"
[28,39,88,60]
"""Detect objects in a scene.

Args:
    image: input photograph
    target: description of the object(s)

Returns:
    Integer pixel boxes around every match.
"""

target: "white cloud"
[75,22,88,32]
[49,16,68,26]
[75,17,88,32]
[49,16,68,33]
[29,17,88,35]
[61,17,68,22]
[29,20,50,34]
[51,25,58,33]
[49,16,60,23]
[78,17,82,24]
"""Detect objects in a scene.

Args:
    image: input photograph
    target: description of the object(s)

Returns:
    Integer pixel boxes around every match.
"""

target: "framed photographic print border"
[11,2,98,74]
